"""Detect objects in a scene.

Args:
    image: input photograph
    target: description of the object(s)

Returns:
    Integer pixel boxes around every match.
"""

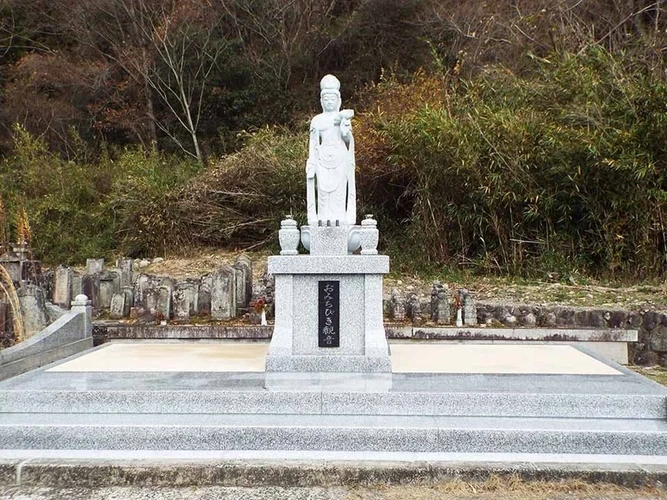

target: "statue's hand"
[340,118,351,137]
[306,159,316,178]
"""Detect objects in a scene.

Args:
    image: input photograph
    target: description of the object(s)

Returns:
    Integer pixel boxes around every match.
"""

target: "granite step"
[1,413,666,456]
[0,390,664,419]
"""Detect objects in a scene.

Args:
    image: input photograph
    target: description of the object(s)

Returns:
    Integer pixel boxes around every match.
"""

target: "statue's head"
[320,74,341,113]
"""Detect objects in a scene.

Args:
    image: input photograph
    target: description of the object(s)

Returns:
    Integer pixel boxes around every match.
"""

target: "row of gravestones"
[388,282,478,326]
[46,255,253,322]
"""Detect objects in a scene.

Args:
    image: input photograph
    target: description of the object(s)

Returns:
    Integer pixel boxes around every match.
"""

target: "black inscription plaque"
[318,280,340,348]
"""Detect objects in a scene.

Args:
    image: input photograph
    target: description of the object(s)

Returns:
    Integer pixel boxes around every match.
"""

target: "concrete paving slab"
[47,343,268,373]
[45,342,622,375]
[390,344,622,375]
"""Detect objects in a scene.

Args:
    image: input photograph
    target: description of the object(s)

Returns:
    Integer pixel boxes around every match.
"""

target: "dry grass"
[345,474,667,499]
[630,366,667,387]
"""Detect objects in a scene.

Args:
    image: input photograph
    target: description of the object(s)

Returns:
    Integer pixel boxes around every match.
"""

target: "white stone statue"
[306,74,356,226]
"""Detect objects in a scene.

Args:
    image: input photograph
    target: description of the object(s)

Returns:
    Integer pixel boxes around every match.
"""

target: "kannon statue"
[306,74,356,226]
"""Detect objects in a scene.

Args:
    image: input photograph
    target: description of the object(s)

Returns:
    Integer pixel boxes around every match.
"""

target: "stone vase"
[279,216,299,255]
[360,215,379,255]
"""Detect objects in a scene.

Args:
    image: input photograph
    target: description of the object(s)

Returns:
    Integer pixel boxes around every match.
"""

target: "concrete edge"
[1,459,666,488]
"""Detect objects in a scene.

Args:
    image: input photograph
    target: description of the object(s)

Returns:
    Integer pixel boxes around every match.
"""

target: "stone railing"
[0,295,92,381]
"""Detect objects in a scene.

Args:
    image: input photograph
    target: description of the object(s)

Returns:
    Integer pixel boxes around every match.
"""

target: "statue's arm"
[306,121,318,178]
[346,129,356,225]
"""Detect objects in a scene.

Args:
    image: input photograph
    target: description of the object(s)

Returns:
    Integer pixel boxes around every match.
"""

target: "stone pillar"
[53,266,72,309]
[211,266,235,321]
[71,294,92,338]
[116,257,134,288]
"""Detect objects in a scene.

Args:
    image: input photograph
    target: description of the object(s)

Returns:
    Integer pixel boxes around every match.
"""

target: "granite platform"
[0,341,666,466]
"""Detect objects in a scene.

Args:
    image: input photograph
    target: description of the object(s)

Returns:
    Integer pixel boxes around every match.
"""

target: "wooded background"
[1,0,666,278]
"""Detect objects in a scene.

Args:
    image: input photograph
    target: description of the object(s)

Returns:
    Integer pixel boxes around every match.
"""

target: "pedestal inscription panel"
[318,281,340,348]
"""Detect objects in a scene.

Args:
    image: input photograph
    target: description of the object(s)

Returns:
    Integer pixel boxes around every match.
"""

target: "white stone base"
[265,255,392,380]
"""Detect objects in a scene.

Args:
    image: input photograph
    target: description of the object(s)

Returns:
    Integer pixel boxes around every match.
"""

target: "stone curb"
[1,460,666,488]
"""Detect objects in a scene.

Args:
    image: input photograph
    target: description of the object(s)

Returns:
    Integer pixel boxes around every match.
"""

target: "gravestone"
[81,274,100,310]
[236,254,253,307]
[70,272,83,300]
[172,289,190,322]
[408,294,422,325]
[174,280,199,317]
[99,273,119,310]
[116,257,134,288]
[86,258,104,275]
[431,281,450,324]
[390,288,406,322]
[198,275,212,316]
[211,266,235,321]
[18,285,48,338]
[109,292,126,319]
[157,286,172,319]
[232,261,250,315]
[53,266,72,309]
[461,289,478,326]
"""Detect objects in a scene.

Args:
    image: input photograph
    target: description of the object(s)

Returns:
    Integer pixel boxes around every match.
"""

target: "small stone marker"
[53,266,72,309]
[109,292,126,319]
[318,280,340,347]
[211,266,236,321]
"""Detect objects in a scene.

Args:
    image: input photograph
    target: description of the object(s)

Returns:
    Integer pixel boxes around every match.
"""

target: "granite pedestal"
[265,249,392,389]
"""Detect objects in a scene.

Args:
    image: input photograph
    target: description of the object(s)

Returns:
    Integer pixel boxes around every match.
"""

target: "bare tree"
[61,0,221,163]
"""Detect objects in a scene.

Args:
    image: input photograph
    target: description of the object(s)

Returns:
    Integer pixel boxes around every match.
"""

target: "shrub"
[370,48,667,277]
